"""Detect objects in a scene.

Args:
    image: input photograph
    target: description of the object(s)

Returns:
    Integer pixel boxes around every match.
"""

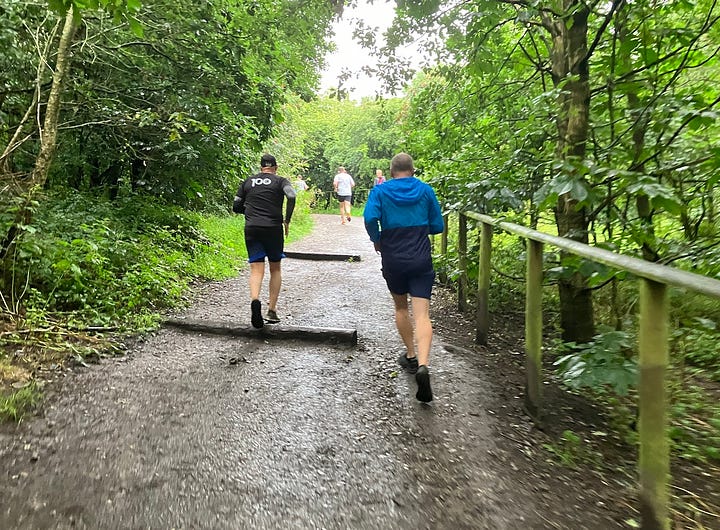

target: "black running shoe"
[398,354,419,374]
[415,365,433,402]
[265,309,280,324]
[251,299,264,329]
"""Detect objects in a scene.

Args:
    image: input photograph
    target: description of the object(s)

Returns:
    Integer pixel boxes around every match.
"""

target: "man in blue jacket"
[364,153,444,402]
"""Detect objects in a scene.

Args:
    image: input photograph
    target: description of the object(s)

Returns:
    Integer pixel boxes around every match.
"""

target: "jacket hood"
[380,177,426,205]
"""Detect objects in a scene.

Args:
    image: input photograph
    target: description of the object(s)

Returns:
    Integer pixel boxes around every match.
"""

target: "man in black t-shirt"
[233,154,296,328]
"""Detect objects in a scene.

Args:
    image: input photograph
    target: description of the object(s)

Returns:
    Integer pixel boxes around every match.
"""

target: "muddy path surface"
[0,214,627,529]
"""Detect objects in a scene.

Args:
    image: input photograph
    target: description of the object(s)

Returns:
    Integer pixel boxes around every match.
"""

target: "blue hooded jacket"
[364,177,444,269]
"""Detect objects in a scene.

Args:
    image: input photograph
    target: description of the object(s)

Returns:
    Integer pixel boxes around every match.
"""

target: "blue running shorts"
[244,225,284,263]
[382,264,435,299]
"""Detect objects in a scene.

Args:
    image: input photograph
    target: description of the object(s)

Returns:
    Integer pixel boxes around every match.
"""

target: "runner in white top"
[333,166,356,224]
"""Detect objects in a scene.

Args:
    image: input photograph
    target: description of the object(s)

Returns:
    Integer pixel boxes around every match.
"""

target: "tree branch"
[583,0,625,63]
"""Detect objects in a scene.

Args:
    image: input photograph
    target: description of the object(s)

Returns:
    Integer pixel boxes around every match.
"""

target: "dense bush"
[4,190,312,329]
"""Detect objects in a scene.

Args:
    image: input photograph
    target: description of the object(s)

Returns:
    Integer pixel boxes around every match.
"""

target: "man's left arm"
[428,189,444,235]
[282,181,297,237]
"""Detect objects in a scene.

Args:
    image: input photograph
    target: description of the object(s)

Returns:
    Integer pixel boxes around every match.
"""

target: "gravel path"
[0,214,623,529]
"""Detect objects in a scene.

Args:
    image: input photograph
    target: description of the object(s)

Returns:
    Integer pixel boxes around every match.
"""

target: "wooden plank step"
[165,318,358,345]
[284,251,361,262]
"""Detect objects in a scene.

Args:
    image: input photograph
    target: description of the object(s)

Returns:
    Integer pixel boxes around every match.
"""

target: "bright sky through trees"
[319,0,420,100]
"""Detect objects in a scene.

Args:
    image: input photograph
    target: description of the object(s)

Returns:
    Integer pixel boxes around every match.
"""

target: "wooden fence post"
[638,279,670,530]
[476,222,492,345]
[458,213,468,313]
[525,238,543,420]
[461,209,720,528]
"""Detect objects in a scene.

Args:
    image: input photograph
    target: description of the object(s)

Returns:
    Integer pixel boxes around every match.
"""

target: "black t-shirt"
[235,172,294,227]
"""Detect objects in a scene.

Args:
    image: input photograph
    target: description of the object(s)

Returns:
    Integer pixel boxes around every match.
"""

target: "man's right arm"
[232,182,246,214]
[363,188,382,243]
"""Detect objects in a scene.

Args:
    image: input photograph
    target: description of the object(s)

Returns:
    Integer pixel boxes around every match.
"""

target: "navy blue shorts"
[245,225,284,263]
[382,264,435,299]
[338,195,352,203]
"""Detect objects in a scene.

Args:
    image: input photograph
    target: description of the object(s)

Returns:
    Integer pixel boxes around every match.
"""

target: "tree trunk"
[556,196,594,342]
[548,1,595,343]
[30,8,78,189]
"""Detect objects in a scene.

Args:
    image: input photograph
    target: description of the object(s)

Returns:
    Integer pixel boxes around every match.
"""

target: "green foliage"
[285,188,315,236]
[669,383,720,463]
[192,215,248,280]
[546,253,626,289]
[6,189,310,329]
[432,214,544,314]
[46,0,144,38]
[268,96,404,198]
[15,198,193,327]
[396,0,720,285]
[673,317,720,381]
[4,0,336,213]
[554,327,638,396]
[0,383,42,422]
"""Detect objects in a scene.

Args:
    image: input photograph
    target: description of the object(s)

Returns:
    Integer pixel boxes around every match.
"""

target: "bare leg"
[268,261,282,311]
[411,297,432,366]
[339,199,346,222]
[249,261,265,300]
[391,292,416,358]
[345,200,351,219]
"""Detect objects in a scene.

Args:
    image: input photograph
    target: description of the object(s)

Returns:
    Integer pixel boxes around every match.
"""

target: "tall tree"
[389,0,720,344]
[542,0,596,342]
[1,0,142,263]
[1,0,340,295]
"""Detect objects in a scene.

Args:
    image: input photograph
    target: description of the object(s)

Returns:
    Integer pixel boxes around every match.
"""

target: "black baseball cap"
[260,154,277,167]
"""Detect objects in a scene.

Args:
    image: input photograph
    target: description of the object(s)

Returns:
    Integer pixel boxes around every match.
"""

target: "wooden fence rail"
[450,211,720,530]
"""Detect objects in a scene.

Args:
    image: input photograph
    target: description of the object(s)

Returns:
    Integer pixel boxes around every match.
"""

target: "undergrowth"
[0,381,41,422]
[434,214,720,469]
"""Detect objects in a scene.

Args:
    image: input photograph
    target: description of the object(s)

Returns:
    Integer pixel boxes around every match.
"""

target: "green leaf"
[127,15,143,37]
[624,176,681,214]
[650,195,681,215]
[48,0,71,14]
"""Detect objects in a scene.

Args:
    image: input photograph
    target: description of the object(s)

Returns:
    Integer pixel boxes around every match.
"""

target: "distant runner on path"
[233,153,296,328]
[333,166,355,225]
[363,153,444,402]
[373,168,386,186]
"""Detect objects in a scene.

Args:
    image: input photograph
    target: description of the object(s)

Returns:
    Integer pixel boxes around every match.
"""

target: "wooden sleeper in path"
[164,318,358,346]
[284,251,361,261]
